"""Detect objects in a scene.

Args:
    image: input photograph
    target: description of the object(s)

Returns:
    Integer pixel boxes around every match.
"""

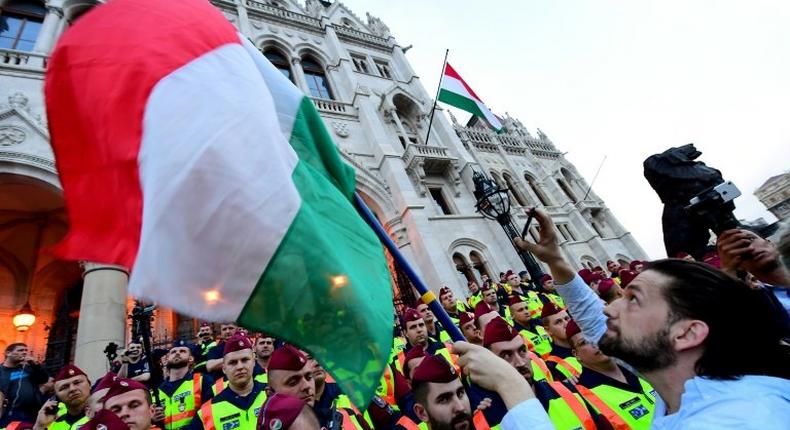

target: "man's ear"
[671,319,709,353]
[413,403,430,423]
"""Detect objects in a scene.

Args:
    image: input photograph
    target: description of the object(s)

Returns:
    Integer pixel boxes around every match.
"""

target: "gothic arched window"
[0,0,46,51]
[302,56,334,100]
[503,173,528,207]
[263,48,293,82]
[525,174,551,206]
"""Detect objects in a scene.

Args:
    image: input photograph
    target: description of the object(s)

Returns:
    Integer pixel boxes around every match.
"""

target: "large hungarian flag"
[44,0,392,407]
[438,63,503,131]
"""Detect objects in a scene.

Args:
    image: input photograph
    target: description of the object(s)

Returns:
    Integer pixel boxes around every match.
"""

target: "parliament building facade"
[0,0,647,380]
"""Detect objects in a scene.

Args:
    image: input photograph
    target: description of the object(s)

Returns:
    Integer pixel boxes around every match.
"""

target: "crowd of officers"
[0,258,657,430]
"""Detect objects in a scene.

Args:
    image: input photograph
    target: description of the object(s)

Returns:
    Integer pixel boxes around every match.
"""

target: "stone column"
[290,57,310,96]
[74,262,129,382]
[389,109,409,145]
[32,4,63,54]
[234,0,252,38]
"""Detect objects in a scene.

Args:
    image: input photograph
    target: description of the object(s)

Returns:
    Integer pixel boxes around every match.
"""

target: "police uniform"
[159,372,216,430]
[48,365,90,430]
[513,321,553,357]
[194,340,217,375]
[574,366,656,429]
[193,381,267,430]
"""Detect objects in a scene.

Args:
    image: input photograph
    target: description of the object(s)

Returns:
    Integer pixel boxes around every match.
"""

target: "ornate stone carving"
[366,13,391,38]
[0,126,26,146]
[1,92,46,127]
[304,0,323,18]
[332,122,350,138]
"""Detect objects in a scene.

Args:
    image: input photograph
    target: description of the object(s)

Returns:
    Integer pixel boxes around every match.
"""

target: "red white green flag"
[44,0,392,408]
[438,63,503,131]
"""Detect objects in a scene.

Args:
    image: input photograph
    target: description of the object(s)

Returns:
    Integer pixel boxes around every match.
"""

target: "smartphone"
[45,396,59,415]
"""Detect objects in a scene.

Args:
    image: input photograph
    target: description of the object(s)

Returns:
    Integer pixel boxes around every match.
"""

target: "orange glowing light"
[331,275,348,289]
[204,290,220,304]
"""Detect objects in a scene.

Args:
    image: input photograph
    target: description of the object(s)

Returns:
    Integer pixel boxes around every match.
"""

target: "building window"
[350,53,370,74]
[302,57,334,100]
[469,251,490,280]
[557,223,576,242]
[0,1,46,52]
[525,174,551,206]
[263,48,293,82]
[374,60,393,79]
[503,173,528,207]
[429,187,454,215]
[557,179,578,203]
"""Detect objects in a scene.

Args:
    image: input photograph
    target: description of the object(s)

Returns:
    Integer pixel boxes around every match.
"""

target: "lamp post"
[472,171,544,281]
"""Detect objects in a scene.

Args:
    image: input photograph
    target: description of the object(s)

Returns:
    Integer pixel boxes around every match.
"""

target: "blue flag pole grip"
[354,193,466,343]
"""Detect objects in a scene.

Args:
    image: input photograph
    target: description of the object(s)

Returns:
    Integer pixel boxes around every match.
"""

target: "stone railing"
[311,97,356,117]
[0,49,48,70]
[244,0,322,31]
[575,200,603,212]
[402,143,454,169]
[543,205,565,215]
[333,24,391,50]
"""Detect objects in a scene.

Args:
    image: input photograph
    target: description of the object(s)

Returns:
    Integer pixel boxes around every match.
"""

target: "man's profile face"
[222,349,254,388]
[607,261,622,274]
[54,375,90,408]
[460,321,481,344]
[105,390,154,430]
[405,318,428,347]
[6,345,28,364]
[570,333,609,367]
[543,280,555,292]
[414,379,474,430]
[506,273,520,287]
[598,270,679,372]
[167,346,192,368]
[220,324,238,340]
[417,304,435,325]
[483,289,497,305]
[255,337,275,359]
[543,310,571,342]
[268,367,316,406]
[489,336,533,381]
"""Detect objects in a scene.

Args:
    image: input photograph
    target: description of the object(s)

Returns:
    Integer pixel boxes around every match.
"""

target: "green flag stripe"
[238,97,392,408]
[438,88,487,118]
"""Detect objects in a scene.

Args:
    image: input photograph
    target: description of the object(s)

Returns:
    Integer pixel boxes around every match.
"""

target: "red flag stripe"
[443,63,484,102]
[45,0,240,267]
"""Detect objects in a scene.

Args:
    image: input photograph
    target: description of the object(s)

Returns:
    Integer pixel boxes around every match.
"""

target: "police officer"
[253,335,274,386]
[416,303,451,344]
[33,365,90,430]
[158,340,215,430]
[192,334,266,430]
[466,280,483,310]
[508,296,552,358]
[540,303,582,381]
[258,393,320,430]
[566,320,656,429]
[204,323,238,380]
[438,287,466,325]
[193,324,216,375]
[457,312,482,346]
[102,378,157,430]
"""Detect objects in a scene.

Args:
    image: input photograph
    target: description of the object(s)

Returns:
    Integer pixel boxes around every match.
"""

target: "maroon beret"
[481,283,494,292]
[268,344,308,372]
[403,345,426,377]
[55,364,88,383]
[458,312,475,327]
[505,270,515,278]
[620,270,638,288]
[606,260,614,265]
[223,333,253,356]
[102,378,148,403]
[565,319,581,340]
[483,316,519,348]
[473,301,495,320]
[411,354,457,385]
[92,372,118,394]
[260,393,306,430]
[578,269,592,284]
[81,409,129,430]
[540,274,553,284]
[628,260,642,271]
[400,308,422,330]
[439,286,452,297]
[593,266,604,272]
[507,295,523,307]
[540,302,563,320]
[597,278,615,294]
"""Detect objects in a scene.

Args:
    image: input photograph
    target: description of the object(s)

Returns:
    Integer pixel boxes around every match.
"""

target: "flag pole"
[423,48,450,146]
[354,193,465,342]
[582,155,607,201]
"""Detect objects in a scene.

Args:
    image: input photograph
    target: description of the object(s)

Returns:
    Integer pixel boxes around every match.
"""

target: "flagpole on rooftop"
[354,193,466,343]
[424,48,450,146]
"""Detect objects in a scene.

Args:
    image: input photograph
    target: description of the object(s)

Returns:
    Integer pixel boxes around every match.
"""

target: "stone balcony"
[311,97,357,118]
[402,143,456,174]
[575,199,604,213]
[0,49,48,73]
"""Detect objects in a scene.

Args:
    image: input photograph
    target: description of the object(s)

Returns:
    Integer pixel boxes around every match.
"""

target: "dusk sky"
[342,0,790,258]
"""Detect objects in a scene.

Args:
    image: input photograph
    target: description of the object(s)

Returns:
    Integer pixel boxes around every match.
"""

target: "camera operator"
[0,344,49,427]
[514,207,790,428]
[113,342,150,384]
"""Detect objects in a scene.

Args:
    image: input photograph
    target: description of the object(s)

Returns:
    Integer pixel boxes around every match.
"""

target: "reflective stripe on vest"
[472,410,490,429]
[575,379,656,430]
[198,390,267,430]
[212,378,225,395]
[49,414,88,430]
[161,374,202,428]
[193,373,203,409]
[546,356,581,378]
[378,365,396,406]
[548,382,595,430]
[575,386,630,430]
[395,415,424,430]
[528,351,553,382]
[6,423,21,430]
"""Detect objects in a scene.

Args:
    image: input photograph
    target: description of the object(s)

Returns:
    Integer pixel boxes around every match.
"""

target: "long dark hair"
[645,259,789,380]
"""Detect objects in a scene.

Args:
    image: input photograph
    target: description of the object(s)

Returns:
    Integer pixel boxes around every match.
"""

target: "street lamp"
[472,171,545,282]
[13,302,36,332]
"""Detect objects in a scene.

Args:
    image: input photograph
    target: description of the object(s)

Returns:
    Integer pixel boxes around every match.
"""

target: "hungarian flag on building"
[44,0,392,407]
[438,63,503,131]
